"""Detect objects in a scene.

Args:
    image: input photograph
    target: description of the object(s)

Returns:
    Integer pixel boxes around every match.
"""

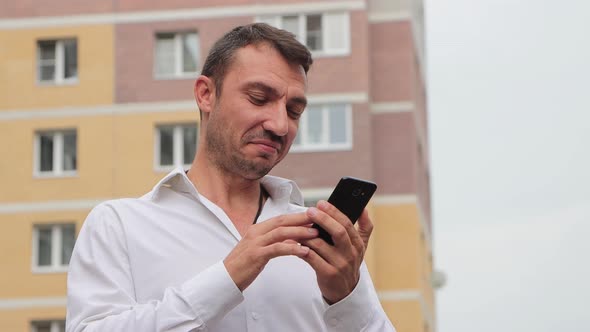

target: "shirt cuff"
[323,271,377,331]
[180,261,244,326]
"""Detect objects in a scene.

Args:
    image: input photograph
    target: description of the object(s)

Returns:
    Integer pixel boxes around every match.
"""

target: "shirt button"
[329,318,339,326]
[252,312,260,320]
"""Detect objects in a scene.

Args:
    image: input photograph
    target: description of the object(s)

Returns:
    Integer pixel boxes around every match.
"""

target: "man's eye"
[249,96,266,105]
[288,109,303,119]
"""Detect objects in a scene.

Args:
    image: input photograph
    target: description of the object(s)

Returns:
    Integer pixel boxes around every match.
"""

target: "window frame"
[256,12,350,57]
[154,123,198,171]
[31,320,66,332]
[33,129,78,178]
[37,38,78,85]
[291,103,353,153]
[153,31,200,80]
[31,224,76,274]
[301,188,332,208]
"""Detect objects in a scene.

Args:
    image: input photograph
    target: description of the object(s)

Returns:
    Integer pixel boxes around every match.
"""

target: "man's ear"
[194,75,215,115]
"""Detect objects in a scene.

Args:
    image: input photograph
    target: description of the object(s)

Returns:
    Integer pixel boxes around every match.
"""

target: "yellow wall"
[0,25,114,110]
[373,203,421,289]
[373,202,435,331]
[0,110,199,203]
[364,204,378,277]
[0,307,66,331]
[0,117,115,202]
[383,300,425,332]
[0,211,86,298]
[112,111,200,197]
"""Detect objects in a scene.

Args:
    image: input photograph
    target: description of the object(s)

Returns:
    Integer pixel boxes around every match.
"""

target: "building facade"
[0,0,433,331]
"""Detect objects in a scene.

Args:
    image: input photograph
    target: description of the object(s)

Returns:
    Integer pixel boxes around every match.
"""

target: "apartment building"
[0,0,433,331]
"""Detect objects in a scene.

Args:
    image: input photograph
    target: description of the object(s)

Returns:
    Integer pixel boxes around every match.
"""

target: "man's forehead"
[231,43,307,81]
[222,49,306,99]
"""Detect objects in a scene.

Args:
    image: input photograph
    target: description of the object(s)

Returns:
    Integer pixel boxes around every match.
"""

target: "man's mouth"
[250,139,281,153]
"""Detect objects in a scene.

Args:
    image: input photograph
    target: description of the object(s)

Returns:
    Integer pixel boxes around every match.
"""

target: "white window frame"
[37,39,78,85]
[33,130,77,178]
[31,320,65,332]
[154,31,200,79]
[256,12,350,57]
[154,123,198,171]
[31,224,75,274]
[301,188,332,207]
[291,103,353,153]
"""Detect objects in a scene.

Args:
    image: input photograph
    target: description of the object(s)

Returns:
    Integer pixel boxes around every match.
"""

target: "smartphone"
[312,177,377,245]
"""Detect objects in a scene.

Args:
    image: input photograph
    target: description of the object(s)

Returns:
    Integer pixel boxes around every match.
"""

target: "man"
[66,23,396,331]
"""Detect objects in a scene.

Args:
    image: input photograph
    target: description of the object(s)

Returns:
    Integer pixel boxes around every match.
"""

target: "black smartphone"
[312,177,377,245]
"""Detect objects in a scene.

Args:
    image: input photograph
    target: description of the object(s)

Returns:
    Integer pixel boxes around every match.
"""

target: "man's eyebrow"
[288,96,307,110]
[243,81,280,97]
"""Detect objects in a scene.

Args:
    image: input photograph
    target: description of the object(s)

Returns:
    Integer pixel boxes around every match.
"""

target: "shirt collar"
[149,167,304,206]
[261,175,304,206]
[148,167,196,201]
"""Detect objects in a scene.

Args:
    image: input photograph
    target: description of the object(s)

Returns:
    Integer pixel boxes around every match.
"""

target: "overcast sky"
[426,0,590,331]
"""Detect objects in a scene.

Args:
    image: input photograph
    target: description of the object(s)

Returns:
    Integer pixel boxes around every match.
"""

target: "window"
[34,130,77,177]
[304,198,321,208]
[32,224,76,272]
[292,104,352,152]
[257,13,350,56]
[155,123,198,169]
[155,31,200,78]
[37,39,77,84]
[31,320,65,332]
[302,188,332,208]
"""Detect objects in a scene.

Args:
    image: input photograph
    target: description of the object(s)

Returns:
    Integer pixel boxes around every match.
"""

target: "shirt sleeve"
[66,203,244,332]
[323,263,397,332]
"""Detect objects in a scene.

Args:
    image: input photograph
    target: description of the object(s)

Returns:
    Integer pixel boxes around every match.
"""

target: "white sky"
[426,0,590,331]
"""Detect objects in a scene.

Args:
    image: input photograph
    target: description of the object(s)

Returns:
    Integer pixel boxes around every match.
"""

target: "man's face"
[204,43,308,179]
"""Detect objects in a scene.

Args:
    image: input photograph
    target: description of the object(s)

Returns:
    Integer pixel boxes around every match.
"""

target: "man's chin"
[243,167,273,180]
[238,158,275,179]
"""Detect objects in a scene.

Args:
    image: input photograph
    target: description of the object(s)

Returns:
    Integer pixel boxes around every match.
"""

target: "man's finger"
[316,201,363,249]
[254,212,311,233]
[298,244,332,272]
[300,237,347,266]
[356,209,373,248]
[261,242,311,260]
[259,226,318,245]
[307,206,352,248]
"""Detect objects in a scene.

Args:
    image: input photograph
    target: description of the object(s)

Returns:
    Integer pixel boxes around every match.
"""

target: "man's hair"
[201,23,313,95]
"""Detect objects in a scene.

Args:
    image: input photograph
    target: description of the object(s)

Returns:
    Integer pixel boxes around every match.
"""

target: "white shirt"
[66,168,396,332]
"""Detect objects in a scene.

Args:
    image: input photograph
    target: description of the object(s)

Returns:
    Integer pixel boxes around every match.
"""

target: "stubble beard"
[205,114,277,180]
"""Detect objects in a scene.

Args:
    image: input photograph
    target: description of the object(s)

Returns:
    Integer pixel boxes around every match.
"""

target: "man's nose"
[262,104,289,137]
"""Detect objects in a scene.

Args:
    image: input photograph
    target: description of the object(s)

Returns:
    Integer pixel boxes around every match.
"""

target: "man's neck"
[188,161,261,206]
[186,152,266,234]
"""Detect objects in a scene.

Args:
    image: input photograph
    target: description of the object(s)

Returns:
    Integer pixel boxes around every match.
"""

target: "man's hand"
[224,212,319,292]
[300,201,374,304]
